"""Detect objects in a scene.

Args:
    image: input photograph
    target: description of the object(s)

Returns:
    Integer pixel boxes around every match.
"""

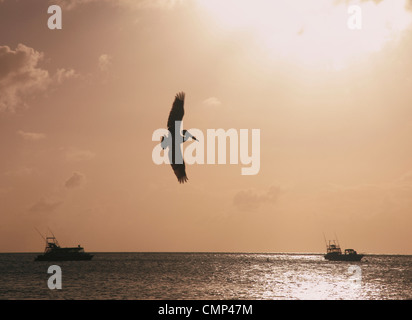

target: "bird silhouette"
[162,92,198,184]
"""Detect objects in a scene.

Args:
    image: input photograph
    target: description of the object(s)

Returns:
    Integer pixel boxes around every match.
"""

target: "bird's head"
[182,130,198,142]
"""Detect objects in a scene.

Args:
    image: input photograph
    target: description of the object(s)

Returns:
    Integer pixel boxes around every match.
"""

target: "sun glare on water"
[198,0,412,70]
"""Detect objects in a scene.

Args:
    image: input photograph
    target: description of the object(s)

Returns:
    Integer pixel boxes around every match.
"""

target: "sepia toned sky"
[1,0,412,254]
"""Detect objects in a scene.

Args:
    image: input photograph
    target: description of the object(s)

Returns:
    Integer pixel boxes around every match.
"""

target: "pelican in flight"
[162,92,198,183]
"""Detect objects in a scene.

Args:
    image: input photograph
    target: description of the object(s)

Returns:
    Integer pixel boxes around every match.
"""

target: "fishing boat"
[34,231,93,261]
[324,239,364,261]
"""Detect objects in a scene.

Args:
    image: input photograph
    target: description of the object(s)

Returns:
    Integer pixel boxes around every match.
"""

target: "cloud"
[29,197,63,214]
[233,186,281,212]
[0,44,50,112]
[17,130,46,141]
[27,172,86,218]
[54,68,78,84]
[65,172,85,189]
[63,147,96,162]
[0,44,78,112]
[98,54,112,72]
[202,97,222,107]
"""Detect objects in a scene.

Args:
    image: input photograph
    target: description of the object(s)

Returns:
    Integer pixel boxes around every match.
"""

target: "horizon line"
[1,251,411,256]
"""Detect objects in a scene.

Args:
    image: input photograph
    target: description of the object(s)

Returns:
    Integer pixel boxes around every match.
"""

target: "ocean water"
[0,253,411,300]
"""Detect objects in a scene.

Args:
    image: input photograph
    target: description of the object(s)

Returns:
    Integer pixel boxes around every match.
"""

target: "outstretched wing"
[167,92,185,131]
[171,162,188,184]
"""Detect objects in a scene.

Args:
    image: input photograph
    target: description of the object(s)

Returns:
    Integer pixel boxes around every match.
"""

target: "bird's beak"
[193,136,198,141]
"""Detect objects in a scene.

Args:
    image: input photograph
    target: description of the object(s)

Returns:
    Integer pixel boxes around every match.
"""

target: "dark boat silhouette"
[324,239,364,262]
[34,234,93,261]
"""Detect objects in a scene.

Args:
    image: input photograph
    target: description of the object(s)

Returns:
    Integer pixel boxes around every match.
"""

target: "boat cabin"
[344,249,358,255]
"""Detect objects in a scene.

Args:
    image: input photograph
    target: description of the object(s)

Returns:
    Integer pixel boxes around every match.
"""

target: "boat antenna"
[47,227,60,246]
[334,232,340,247]
[323,232,328,250]
[34,227,46,243]
[47,227,56,238]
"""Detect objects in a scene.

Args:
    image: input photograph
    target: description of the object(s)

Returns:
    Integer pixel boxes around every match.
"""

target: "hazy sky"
[1,0,412,253]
